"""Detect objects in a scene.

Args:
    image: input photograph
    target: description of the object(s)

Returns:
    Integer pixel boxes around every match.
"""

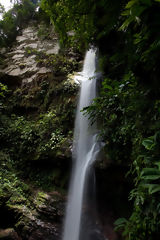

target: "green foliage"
[40,0,125,49]
[114,218,127,231]
[0,49,77,193]
[0,152,31,208]
[0,82,8,98]
[0,112,66,164]
[24,46,78,75]
[85,71,160,239]
[37,23,50,40]
[36,53,78,75]
[0,0,37,47]
[0,82,8,112]
[0,49,77,190]
[4,110,74,192]
[117,135,160,239]
[0,3,5,15]
[0,85,73,189]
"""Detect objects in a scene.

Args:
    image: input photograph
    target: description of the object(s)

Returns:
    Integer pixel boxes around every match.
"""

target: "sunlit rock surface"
[0,22,60,84]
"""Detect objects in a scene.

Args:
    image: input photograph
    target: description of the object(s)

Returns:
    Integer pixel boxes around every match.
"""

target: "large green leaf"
[149,184,160,194]
[141,175,160,180]
[155,162,160,170]
[114,218,127,225]
[131,5,147,17]
[142,137,155,150]
[140,183,160,194]
[139,181,160,194]
[125,0,138,9]
[114,218,127,231]
[119,16,134,31]
[141,167,160,180]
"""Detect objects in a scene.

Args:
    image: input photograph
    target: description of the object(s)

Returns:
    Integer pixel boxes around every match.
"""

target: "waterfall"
[62,48,101,240]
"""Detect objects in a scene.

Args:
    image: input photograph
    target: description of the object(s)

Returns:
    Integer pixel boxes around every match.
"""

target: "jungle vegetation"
[0,0,42,47]
[1,0,160,239]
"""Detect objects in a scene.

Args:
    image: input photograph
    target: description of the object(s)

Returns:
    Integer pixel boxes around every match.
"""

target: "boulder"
[0,229,20,240]
[4,191,65,240]
[16,36,28,43]
[0,48,7,55]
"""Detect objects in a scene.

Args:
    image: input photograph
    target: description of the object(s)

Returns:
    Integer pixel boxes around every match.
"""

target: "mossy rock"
[34,191,49,207]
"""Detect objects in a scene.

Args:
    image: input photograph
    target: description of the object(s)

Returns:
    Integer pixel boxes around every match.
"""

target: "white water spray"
[62,48,101,240]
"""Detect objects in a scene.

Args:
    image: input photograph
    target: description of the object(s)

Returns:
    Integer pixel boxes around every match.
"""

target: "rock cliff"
[1,22,60,84]
[0,21,82,240]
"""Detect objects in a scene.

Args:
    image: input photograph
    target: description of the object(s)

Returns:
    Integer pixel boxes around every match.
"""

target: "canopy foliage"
[0,0,38,47]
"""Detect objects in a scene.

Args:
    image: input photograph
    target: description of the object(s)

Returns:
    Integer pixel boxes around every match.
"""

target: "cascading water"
[62,48,102,240]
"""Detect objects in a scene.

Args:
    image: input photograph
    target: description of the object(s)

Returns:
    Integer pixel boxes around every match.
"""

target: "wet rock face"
[28,227,59,240]
[34,191,65,222]
[20,221,60,240]
[3,191,65,240]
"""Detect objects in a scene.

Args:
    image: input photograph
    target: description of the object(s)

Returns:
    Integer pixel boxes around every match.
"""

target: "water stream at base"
[62,48,101,240]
